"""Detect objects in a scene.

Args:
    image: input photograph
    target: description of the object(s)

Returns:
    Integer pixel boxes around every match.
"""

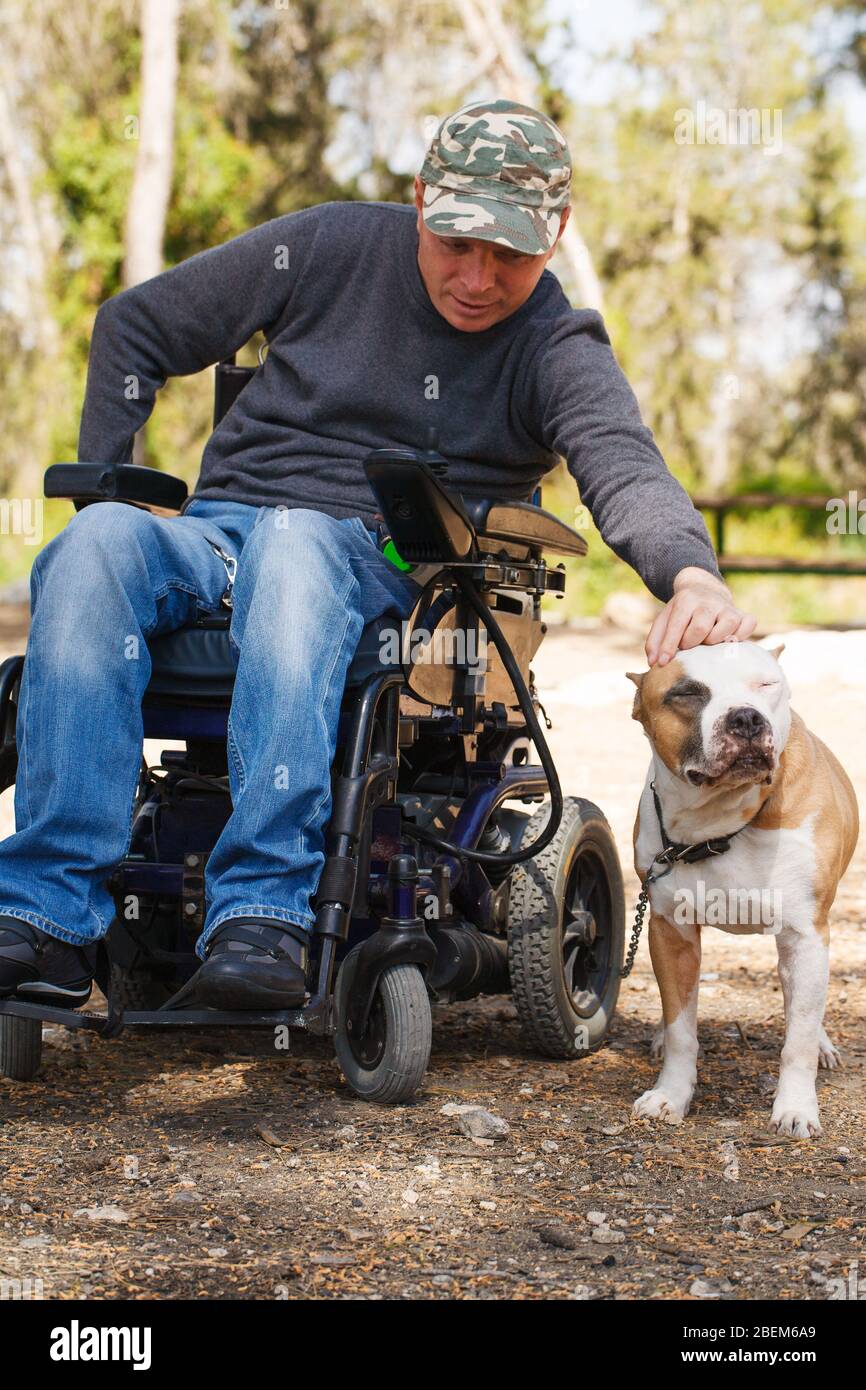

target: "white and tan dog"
[627,641,859,1138]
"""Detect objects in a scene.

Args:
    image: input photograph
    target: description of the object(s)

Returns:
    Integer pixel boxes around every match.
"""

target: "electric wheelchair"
[0,356,625,1103]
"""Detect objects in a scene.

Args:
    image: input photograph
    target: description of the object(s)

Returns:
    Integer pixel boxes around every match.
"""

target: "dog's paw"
[818,1028,841,1070]
[633,1087,688,1125]
[770,1099,822,1139]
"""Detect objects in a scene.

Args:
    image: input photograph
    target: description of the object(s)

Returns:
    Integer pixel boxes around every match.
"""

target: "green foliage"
[1,0,864,635]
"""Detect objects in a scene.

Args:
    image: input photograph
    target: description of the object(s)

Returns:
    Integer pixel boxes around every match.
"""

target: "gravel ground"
[0,608,863,1301]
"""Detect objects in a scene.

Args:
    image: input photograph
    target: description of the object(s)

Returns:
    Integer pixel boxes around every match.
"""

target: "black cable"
[401,568,563,867]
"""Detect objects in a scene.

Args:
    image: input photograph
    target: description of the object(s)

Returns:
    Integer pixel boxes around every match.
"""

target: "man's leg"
[192,508,422,1008]
[0,499,253,1000]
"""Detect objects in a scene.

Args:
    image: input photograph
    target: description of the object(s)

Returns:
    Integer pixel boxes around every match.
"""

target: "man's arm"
[77,207,322,465]
[528,311,755,663]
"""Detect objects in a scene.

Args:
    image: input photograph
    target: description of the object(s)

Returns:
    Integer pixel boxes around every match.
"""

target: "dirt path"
[0,613,863,1301]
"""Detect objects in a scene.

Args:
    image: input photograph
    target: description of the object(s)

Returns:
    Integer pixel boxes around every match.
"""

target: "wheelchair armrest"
[44,463,188,515]
[463,498,588,558]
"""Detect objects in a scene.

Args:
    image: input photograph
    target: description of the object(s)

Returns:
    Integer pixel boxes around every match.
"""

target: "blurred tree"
[577,0,865,492]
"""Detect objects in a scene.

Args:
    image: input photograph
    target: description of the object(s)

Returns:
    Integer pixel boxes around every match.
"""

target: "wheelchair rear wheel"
[508,796,625,1059]
[0,1014,42,1081]
[335,945,432,1104]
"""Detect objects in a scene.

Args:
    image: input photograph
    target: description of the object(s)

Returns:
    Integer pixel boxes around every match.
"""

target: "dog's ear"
[768,643,785,661]
[626,671,646,721]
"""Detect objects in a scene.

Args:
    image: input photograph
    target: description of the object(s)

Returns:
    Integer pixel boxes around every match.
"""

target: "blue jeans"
[0,498,422,956]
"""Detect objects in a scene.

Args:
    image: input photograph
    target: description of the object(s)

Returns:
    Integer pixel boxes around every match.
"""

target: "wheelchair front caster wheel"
[508,795,625,1059]
[0,1014,43,1081]
[335,944,432,1104]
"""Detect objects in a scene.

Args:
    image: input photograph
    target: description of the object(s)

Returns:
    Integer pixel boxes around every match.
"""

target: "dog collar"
[649,779,756,874]
[622,782,763,979]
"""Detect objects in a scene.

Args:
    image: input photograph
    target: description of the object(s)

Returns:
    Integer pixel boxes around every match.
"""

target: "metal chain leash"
[620,851,679,979]
[621,881,651,979]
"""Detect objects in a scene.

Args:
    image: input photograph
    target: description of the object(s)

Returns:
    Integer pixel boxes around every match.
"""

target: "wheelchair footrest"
[0,997,320,1033]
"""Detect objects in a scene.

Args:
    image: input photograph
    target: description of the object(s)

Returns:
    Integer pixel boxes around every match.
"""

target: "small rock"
[540,1140,559,1153]
[569,1284,597,1300]
[689,1278,732,1298]
[586,1210,607,1226]
[592,1225,625,1245]
[74,1205,129,1223]
[537,1224,579,1250]
[478,1200,497,1211]
[440,1104,510,1140]
[255,1123,289,1148]
[402,1188,420,1206]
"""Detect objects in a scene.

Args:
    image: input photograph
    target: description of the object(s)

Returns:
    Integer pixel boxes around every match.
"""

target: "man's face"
[413,175,570,333]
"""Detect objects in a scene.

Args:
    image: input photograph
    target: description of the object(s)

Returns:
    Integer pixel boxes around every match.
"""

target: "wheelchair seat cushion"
[145,613,398,701]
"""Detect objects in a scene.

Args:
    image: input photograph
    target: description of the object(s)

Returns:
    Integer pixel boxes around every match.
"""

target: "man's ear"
[626,671,646,722]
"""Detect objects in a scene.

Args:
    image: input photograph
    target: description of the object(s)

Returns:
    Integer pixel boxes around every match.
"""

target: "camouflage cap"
[419,99,572,256]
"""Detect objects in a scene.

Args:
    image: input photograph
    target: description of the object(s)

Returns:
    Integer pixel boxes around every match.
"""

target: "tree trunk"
[452,0,605,312]
[123,0,180,464]
[0,58,60,498]
[123,0,180,289]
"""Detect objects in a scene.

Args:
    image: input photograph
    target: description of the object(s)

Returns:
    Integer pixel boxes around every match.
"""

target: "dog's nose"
[725,705,767,740]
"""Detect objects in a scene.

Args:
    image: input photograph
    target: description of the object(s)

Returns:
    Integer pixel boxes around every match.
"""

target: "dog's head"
[627,642,790,790]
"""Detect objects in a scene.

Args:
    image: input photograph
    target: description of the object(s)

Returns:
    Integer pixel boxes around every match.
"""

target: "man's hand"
[646,566,756,667]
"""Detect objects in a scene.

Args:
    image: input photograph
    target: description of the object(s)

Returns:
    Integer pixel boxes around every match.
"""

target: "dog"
[627,640,859,1138]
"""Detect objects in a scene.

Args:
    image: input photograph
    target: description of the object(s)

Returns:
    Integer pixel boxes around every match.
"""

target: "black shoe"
[0,916,96,1006]
[188,918,309,1010]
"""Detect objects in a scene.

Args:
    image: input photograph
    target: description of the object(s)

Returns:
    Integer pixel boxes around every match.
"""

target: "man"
[0,99,754,1009]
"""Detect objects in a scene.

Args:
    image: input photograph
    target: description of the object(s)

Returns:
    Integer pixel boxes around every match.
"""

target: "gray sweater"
[78,200,721,600]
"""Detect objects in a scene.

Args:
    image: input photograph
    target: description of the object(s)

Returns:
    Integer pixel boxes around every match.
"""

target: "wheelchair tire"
[334,945,432,1105]
[0,1014,43,1081]
[508,796,625,1059]
[107,963,175,1012]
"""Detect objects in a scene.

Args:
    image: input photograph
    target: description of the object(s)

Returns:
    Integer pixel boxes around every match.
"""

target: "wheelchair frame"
[0,356,626,1103]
